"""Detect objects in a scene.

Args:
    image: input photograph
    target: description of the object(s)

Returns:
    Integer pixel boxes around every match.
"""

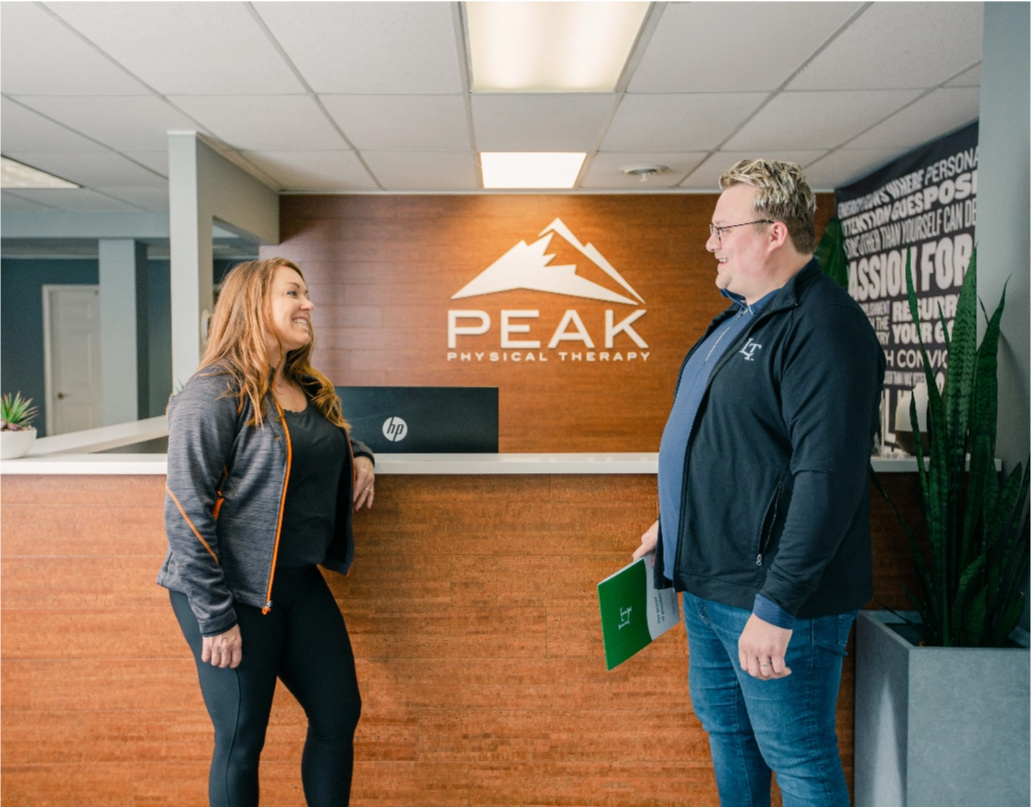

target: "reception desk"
[1,420,921,807]
[0,415,923,477]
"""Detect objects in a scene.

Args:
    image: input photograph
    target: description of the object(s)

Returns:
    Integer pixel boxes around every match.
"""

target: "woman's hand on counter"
[354,456,375,510]
[633,519,658,565]
[202,624,242,669]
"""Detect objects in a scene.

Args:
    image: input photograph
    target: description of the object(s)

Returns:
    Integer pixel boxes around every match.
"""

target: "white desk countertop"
[0,418,922,476]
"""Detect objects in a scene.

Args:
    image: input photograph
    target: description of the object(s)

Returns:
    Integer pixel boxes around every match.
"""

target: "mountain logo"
[451,218,645,306]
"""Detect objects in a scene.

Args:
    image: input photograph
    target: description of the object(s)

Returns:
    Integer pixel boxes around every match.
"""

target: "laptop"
[334,386,499,453]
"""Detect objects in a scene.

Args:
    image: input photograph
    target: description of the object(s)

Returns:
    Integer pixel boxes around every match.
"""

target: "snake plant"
[813,216,850,291]
[876,248,1030,647]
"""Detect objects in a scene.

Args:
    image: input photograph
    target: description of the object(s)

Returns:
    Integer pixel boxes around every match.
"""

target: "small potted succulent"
[1,392,39,459]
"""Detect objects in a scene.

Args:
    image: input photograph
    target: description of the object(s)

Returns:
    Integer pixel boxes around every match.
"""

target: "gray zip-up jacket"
[157,368,373,636]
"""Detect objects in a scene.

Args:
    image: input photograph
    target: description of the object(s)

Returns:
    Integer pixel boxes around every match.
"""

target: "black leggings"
[171,566,361,807]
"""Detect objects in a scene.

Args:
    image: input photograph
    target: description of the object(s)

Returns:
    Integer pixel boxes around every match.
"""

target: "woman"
[158,258,375,807]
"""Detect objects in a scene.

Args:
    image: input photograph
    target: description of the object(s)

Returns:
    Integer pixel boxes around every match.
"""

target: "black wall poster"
[836,121,978,453]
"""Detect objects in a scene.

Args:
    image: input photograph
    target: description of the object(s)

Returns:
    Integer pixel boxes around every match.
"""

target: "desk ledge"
[0,419,940,475]
[3,451,924,476]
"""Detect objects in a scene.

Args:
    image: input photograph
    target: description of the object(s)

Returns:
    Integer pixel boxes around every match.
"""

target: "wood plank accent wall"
[0,473,919,807]
[266,194,833,452]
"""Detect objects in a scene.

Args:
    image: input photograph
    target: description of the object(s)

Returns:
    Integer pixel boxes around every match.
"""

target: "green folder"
[597,557,680,670]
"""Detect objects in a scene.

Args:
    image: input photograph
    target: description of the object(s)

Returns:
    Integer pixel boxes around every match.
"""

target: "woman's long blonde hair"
[199,257,347,429]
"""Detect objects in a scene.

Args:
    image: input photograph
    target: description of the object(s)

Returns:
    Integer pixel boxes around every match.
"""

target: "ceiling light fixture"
[481,152,587,189]
[621,164,668,183]
[0,156,79,189]
[467,1,650,92]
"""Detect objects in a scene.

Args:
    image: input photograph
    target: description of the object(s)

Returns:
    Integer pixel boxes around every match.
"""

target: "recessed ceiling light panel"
[1,156,80,189]
[467,1,650,92]
[481,152,587,189]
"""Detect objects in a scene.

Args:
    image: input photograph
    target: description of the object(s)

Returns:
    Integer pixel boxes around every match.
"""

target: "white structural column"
[167,132,279,388]
[98,238,147,425]
[977,3,1030,476]
[168,133,209,390]
[978,1,1031,641]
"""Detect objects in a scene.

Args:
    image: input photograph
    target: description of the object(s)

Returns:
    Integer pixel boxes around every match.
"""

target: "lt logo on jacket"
[738,339,763,361]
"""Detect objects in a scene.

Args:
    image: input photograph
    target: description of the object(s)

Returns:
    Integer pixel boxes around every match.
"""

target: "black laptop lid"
[335,386,499,453]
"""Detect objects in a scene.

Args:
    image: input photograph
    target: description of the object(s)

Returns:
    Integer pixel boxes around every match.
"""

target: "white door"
[43,285,102,435]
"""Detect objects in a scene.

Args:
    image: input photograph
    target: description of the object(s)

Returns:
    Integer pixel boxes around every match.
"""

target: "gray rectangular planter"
[854,610,1030,807]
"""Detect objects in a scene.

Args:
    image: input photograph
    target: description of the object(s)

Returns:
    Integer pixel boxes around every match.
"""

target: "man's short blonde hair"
[719,159,817,254]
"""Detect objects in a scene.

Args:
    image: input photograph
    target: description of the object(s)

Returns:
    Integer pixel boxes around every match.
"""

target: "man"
[634,160,884,807]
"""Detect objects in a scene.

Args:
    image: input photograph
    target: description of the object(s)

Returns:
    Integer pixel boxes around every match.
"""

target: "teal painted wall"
[1,259,99,437]
[1,258,234,436]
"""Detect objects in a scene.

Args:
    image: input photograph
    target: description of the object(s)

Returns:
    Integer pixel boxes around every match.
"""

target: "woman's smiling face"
[267,264,313,358]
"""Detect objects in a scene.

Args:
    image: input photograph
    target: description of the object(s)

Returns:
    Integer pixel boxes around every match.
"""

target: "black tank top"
[277,404,349,568]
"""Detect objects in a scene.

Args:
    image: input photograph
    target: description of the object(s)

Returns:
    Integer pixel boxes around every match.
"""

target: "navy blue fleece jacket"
[654,260,885,618]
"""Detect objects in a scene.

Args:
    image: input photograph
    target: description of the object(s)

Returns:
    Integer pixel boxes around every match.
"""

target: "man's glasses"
[708,219,773,246]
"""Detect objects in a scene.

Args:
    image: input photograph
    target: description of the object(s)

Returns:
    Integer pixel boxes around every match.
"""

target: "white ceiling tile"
[679,155,736,192]
[723,90,923,151]
[213,150,282,190]
[0,2,150,95]
[631,2,863,93]
[789,2,984,90]
[1,191,62,213]
[4,152,166,189]
[241,151,379,192]
[361,151,479,191]
[15,96,200,151]
[122,152,172,176]
[102,187,171,212]
[0,0,1002,206]
[1,187,143,213]
[946,64,982,88]
[581,152,708,189]
[169,96,346,151]
[321,95,470,151]
[681,151,831,191]
[0,98,108,153]
[802,149,905,190]
[255,2,464,94]
[47,2,305,95]
[603,94,768,152]
[472,94,618,151]
[846,89,981,151]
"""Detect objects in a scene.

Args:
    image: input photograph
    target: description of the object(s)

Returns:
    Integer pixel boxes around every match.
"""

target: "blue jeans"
[682,592,856,807]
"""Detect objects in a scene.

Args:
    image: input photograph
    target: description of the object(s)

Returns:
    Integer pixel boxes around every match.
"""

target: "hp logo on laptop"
[382,416,408,442]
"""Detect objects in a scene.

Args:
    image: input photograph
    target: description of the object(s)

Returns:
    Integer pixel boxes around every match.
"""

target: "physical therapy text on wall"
[446,218,650,365]
[836,121,978,453]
